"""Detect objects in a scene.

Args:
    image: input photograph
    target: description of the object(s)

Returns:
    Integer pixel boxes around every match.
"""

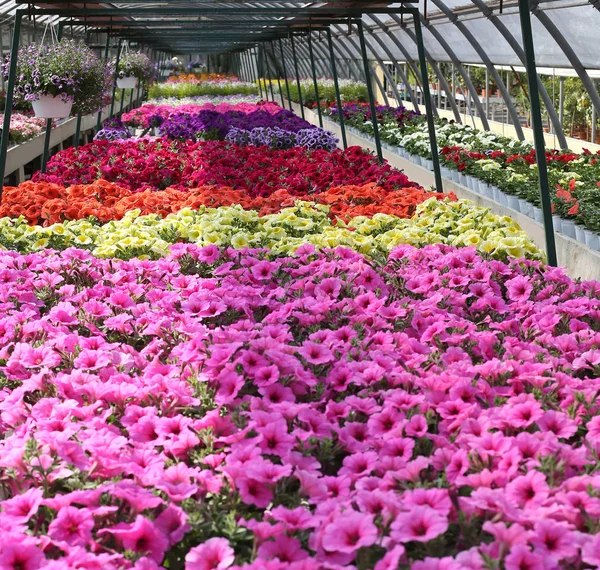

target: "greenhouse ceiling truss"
[0,0,559,265]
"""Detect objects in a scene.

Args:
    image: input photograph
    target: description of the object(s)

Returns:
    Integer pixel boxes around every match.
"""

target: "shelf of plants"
[277,79,600,251]
[1,75,600,570]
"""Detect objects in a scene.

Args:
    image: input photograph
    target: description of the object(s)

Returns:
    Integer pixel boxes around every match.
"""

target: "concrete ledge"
[288,100,600,282]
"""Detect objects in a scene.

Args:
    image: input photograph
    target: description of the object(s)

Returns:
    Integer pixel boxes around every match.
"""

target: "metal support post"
[263,45,275,101]
[119,89,125,114]
[559,76,565,126]
[326,27,347,149]
[0,12,22,196]
[290,34,305,119]
[252,49,264,99]
[413,12,443,192]
[278,38,293,110]
[110,39,123,117]
[269,42,285,107]
[485,68,490,119]
[97,33,111,131]
[356,20,383,163]
[307,30,323,127]
[519,0,557,266]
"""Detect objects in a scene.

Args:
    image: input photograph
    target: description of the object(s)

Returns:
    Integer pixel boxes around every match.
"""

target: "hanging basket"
[32,94,73,119]
[117,76,138,89]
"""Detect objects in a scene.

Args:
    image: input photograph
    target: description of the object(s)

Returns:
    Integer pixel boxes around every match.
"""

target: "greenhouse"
[1,0,600,568]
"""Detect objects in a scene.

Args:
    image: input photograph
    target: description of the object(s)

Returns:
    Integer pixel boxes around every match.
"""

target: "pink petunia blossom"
[185,538,235,570]
[390,506,449,543]
[47,506,94,547]
[321,512,378,554]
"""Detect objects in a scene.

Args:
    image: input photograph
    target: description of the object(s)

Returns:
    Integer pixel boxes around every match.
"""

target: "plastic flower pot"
[507,195,520,212]
[153,127,161,137]
[32,95,73,119]
[575,224,586,243]
[479,182,491,198]
[450,170,459,183]
[560,218,576,239]
[518,199,533,218]
[458,173,468,187]
[117,76,138,89]
[584,229,600,251]
[423,159,433,171]
[552,215,563,234]
[496,190,508,207]
[533,206,543,223]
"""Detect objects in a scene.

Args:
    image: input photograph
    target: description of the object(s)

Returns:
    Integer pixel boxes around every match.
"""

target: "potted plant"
[1,39,112,119]
[117,51,154,89]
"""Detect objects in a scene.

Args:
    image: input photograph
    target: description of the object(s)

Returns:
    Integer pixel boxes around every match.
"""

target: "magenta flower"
[320,511,378,554]
[104,515,169,563]
[390,506,449,543]
[185,538,235,570]
[504,275,533,302]
[297,341,334,365]
[0,541,45,570]
[48,506,94,547]
[504,545,545,570]
[505,471,550,509]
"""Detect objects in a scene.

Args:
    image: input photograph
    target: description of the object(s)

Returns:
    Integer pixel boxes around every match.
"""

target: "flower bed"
[33,140,416,194]
[158,109,328,141]
[0,198,541,261]
[276,78,368,107]
[122,100,281,130]
[0,181,441,226]
[0,242,597,569]
[149,79,259,99]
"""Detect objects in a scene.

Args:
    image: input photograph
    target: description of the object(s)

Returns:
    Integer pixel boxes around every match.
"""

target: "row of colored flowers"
[0,198,542,262]
[32,140,415,194]
[158,109,337,150]
[272,78,368,107]
[149,79,259,99]
[0,240,598,569]
[320,101,600,247]
[0,180,441,226]
[122,99,282,130]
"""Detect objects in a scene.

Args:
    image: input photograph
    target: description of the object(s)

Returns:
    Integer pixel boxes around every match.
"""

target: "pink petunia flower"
[47,506,94,547]
[390,506,448,544]
[185,538,235,570]
[504,545,545,570]
[320,511,378,554]
[104,515,169,563]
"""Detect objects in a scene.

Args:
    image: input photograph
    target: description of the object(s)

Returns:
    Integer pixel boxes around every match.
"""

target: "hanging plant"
[0,38,113,118]
[117,51,155,86]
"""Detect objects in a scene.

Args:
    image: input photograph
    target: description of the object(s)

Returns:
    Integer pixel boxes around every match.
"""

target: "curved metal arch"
[428,0,525,140]
[471,0,567,148]
[307,32,364,81]
[356,28,409,110]
[328,26,392,106]
[327,25,391,107]
[295,38,336,78]
[366,15,433,116]
[531,1,600,121]
[356,17,420,112]
[384,16,462,122]
[413,16,490,129]
[281,40,316,77]
[316,27,392,106]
